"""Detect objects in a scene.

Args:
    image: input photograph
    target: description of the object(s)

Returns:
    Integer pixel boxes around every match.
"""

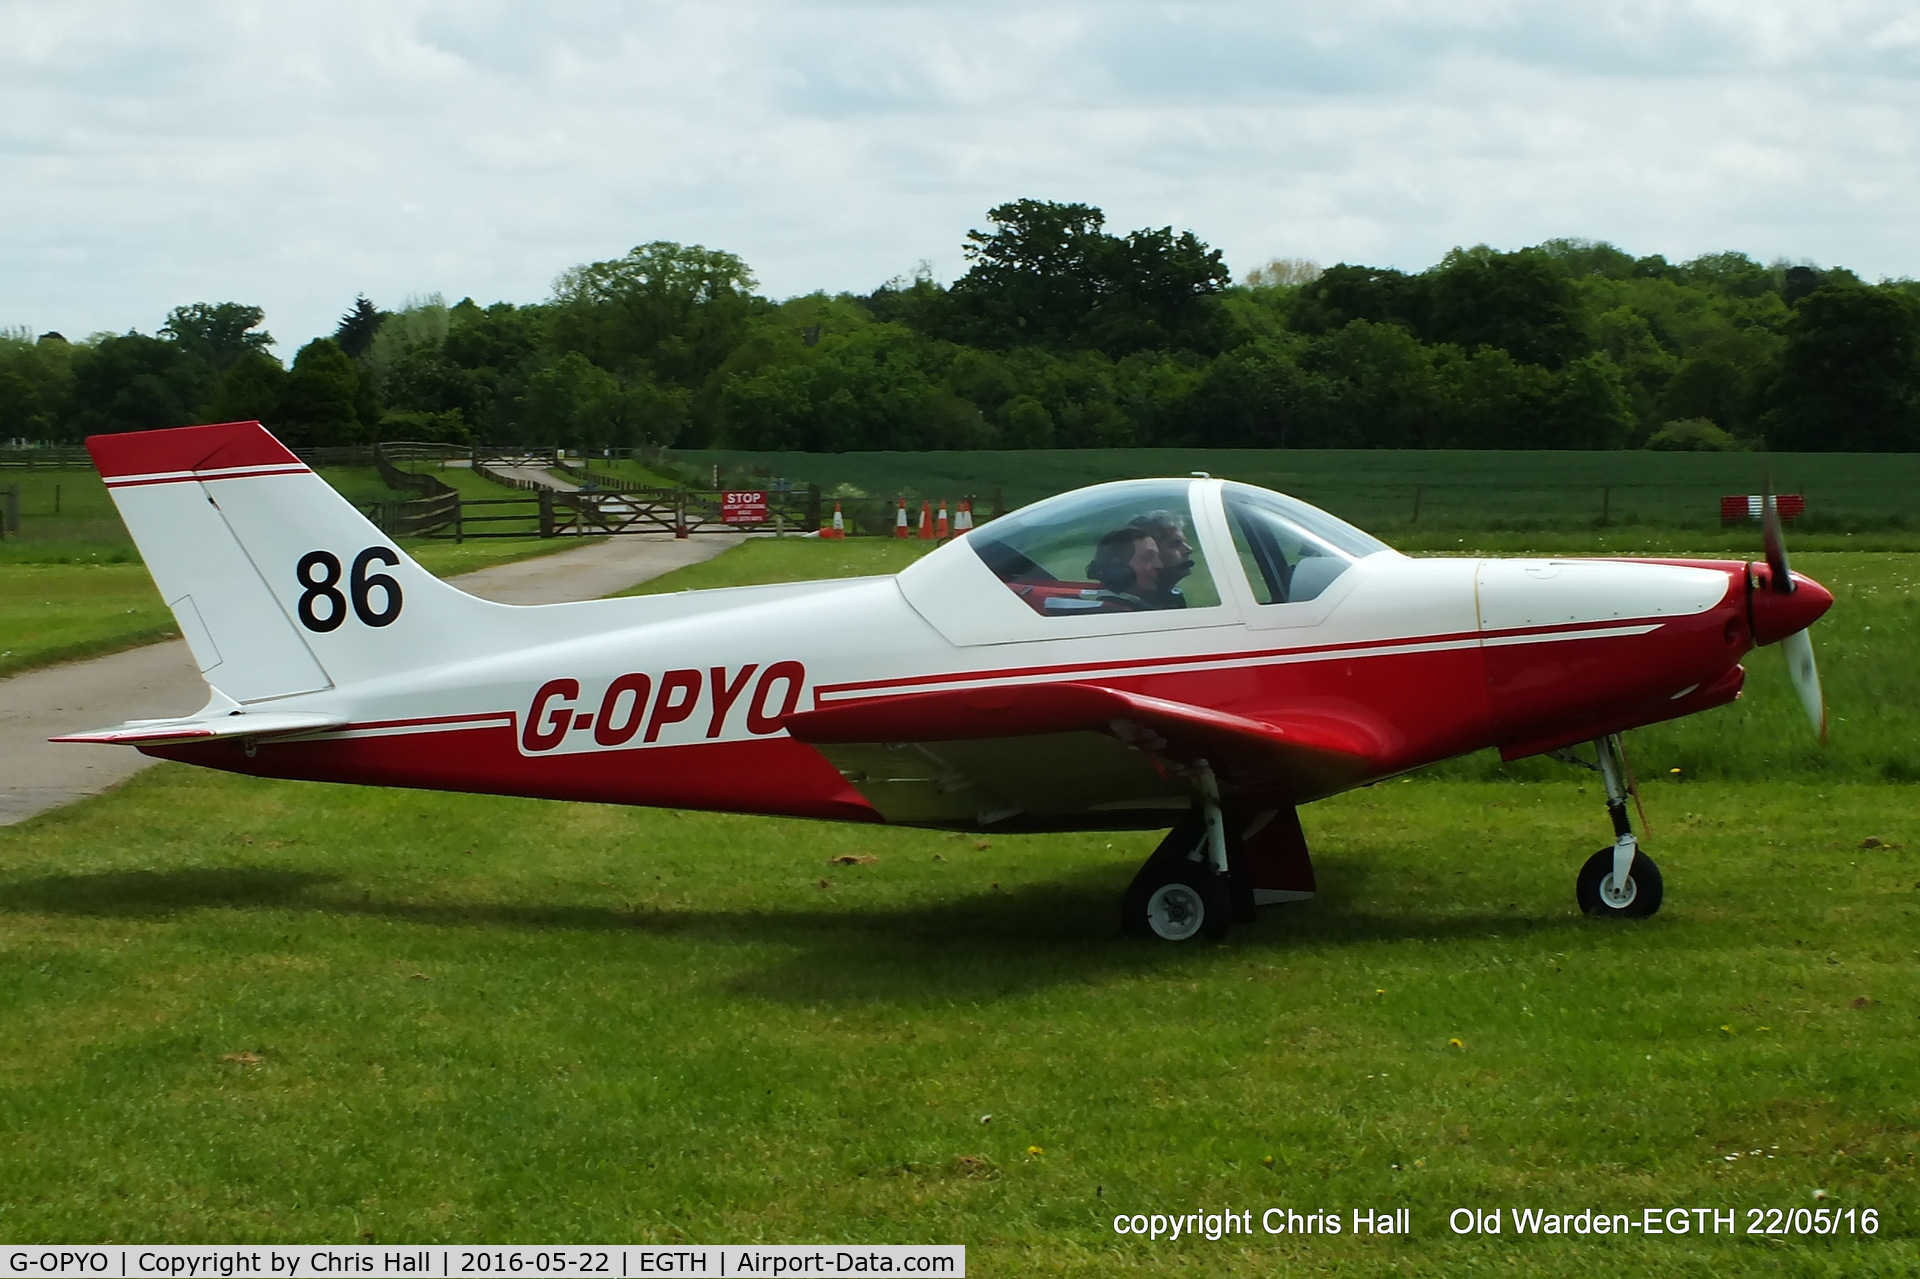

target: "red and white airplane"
[61,420,1832,942]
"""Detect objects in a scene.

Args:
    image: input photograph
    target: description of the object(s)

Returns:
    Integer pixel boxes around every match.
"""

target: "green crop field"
[675,447,1920,550]
[2,537,1914,1272]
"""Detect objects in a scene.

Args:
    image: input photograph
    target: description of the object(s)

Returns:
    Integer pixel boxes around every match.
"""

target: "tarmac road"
[0,535,741,826]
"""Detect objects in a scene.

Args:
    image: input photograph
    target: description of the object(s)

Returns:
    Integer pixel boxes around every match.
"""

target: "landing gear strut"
[1120,766,1317,942]
[1121,809,1231,944]
[1558,734,1664,919]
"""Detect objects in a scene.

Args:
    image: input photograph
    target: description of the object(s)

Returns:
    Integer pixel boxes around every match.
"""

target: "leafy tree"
[277,339,375,447]
[333,295,386,359]
[160,303,273,372]
[378,409,471,445]
[71,334,214,435]
[366,295,450,396]
[720,324,986,452]
[941,200,1231,356]
[1243,258,1323,288]
[1167,336,1336,448]
[1286,264,1419,335]
[1764,284,1920,452]
[205,349,286,426]
[551,242,760,388]
[1646,418,1748,451]
[522,352,687,450]
[1421,247,1588,369]
[0,332,76,440]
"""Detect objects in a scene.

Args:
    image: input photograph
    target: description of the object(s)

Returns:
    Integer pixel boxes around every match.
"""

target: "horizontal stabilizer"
[51,710,348,747]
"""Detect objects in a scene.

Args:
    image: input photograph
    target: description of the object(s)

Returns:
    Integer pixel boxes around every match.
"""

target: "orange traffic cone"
[955,499,973,533]
[935,501,949,540]
[827,501,844,538]
[894,499,908,538]
[918,500,934,540]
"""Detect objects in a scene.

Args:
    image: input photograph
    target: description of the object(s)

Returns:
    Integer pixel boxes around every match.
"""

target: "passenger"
[1128,509,1195,608]
[1079,527,1162,611]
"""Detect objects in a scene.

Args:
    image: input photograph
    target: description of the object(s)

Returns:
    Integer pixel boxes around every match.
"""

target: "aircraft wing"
[783,682,1383,828]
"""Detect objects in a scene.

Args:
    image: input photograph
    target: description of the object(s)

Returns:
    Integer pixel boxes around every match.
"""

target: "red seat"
[1008,579,1103,616]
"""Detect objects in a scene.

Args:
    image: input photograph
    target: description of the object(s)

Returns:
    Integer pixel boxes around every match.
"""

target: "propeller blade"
[1760,466,1793,592]
[1781,627,1827,743]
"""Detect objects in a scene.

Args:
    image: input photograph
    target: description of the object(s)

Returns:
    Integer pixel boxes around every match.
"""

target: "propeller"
[1753,468,1828,742]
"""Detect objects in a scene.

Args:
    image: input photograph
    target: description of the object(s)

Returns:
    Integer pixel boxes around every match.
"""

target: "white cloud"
[2,0,1918,353]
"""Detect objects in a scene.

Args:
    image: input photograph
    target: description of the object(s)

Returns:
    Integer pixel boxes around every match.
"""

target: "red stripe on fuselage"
[142,723,882,823]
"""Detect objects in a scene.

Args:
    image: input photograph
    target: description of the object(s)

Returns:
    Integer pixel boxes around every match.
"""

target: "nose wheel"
[1555,734,1665,919]
[1576,844,1663,918]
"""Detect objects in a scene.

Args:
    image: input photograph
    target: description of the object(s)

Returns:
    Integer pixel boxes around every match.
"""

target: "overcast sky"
[4,0,1918,354]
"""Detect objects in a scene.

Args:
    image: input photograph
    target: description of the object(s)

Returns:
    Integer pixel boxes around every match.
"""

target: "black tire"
[1576,847,1664,919]
[1123,862,1232,942]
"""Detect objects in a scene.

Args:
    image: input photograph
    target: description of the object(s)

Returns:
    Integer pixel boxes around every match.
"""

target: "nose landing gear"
[1557,734,1664,919]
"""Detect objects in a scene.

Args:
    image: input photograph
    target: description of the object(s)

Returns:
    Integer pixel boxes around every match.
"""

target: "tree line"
[5,198,1919,453]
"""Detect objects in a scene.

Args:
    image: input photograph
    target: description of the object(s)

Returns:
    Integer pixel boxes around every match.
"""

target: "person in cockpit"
[1078,526,1163,611]
[1128,509,1195,609]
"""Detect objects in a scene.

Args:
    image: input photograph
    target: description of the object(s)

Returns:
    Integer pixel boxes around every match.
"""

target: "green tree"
[160,303,274,372]
[71,334,214,435]
[941,200,1231,356]
[204,349,286,425]
[333,295,386,359]
[278,339,374,447]
[1764,284,1920,451]
[551,242,760,388]
[523,352,687,450]
[0,332,76,440]
[1420,247,1588,369]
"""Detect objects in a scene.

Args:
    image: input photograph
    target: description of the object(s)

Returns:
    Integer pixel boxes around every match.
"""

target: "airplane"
[58,420,1833,943]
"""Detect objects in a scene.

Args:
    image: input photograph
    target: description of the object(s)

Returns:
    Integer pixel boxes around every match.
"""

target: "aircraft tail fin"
[89,420,502,703]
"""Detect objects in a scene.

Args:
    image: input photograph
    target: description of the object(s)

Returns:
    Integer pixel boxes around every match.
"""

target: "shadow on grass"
[0,867,339,916]
[0,859,1588,1001]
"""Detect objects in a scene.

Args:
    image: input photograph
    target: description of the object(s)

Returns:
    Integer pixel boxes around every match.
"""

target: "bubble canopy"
[964,479,1389,614]
[896,478,1395,645]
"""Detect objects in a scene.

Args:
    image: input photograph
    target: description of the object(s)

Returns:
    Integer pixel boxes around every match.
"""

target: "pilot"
[1128,510,1195,609]
[1080,527,1163,611]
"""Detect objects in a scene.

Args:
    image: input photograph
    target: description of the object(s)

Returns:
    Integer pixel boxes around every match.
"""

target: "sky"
[4,0,1919,355]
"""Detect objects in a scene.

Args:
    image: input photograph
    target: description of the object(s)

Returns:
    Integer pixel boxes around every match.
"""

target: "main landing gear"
[1557,734,1664,919]
[1121,767,1317,942]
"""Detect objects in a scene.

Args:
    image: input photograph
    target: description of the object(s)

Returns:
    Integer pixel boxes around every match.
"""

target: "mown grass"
[0,563,176,679]
[0,767,1913,1272]
[3,527,1914,1269]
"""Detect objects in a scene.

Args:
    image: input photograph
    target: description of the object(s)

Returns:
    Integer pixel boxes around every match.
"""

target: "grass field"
[0,769,1912,1270]
[2,533,1915,1269]
[0,469,584,677]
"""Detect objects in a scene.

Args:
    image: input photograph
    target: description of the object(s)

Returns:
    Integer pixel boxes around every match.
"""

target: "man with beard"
[1128,509,1196,609]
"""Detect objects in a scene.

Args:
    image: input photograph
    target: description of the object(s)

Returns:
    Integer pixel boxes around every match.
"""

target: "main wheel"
[1123,864,1232,942]
[1576,847,1664,919]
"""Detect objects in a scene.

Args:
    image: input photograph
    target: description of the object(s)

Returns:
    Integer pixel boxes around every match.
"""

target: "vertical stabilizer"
[89,421,502,702]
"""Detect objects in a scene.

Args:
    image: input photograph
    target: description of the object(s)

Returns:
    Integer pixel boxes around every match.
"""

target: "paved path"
[0,536,739,827]
[486,464,580,491]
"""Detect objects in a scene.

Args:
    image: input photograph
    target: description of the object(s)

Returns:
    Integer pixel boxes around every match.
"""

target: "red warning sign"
[721,491,769,525]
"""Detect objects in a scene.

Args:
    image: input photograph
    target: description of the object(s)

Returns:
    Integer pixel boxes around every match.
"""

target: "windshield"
[966,480,1221,617]
[1222,483,1390,605]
